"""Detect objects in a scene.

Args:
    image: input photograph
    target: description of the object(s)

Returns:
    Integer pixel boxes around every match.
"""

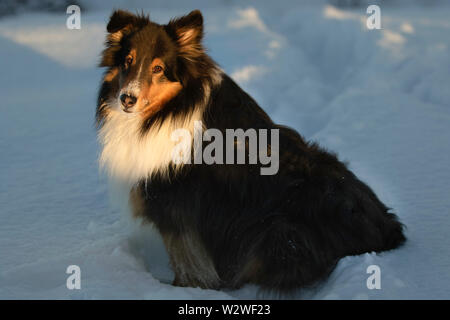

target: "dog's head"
[99,9,208,119]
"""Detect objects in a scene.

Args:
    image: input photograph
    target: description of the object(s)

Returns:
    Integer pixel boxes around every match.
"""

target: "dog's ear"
[107,10,137,33]
[101,10,148,67]
[105,10,149,42]
[166,10,204,59]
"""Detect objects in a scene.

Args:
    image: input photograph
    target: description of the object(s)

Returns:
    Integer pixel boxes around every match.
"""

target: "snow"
[1,1,450,299]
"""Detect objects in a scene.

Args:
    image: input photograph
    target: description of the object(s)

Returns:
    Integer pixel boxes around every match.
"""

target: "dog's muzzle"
[120,93,137,112]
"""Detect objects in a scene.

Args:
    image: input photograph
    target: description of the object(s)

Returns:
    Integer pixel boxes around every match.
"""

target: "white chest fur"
[98,108,203,185]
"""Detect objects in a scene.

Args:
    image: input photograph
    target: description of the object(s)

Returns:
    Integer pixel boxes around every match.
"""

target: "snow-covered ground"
[1,0,449,299]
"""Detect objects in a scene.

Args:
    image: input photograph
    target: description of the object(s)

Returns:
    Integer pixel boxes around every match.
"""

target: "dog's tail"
[234,203,406,293]
[233,216,340,293]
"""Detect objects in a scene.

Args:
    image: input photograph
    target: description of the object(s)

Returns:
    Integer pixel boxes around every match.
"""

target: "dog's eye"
[152,65,163,74]
[124,55,133,68]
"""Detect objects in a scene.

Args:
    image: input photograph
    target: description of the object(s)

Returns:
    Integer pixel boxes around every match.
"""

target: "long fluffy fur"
[97,9,406,293]
[99,103,204,184]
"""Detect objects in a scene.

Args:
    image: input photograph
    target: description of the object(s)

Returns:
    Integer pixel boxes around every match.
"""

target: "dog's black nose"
[120,94,137,109]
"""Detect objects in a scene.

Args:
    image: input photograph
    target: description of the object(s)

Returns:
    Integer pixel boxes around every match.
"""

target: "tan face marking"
[125,49,137,69]
[103,67,118,82]
[136,58,182,118]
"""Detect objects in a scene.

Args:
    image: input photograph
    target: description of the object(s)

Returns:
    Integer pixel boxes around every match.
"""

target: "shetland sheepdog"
[96,9,406,292]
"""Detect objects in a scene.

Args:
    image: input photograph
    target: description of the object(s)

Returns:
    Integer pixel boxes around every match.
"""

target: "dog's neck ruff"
[98,70,222,186]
